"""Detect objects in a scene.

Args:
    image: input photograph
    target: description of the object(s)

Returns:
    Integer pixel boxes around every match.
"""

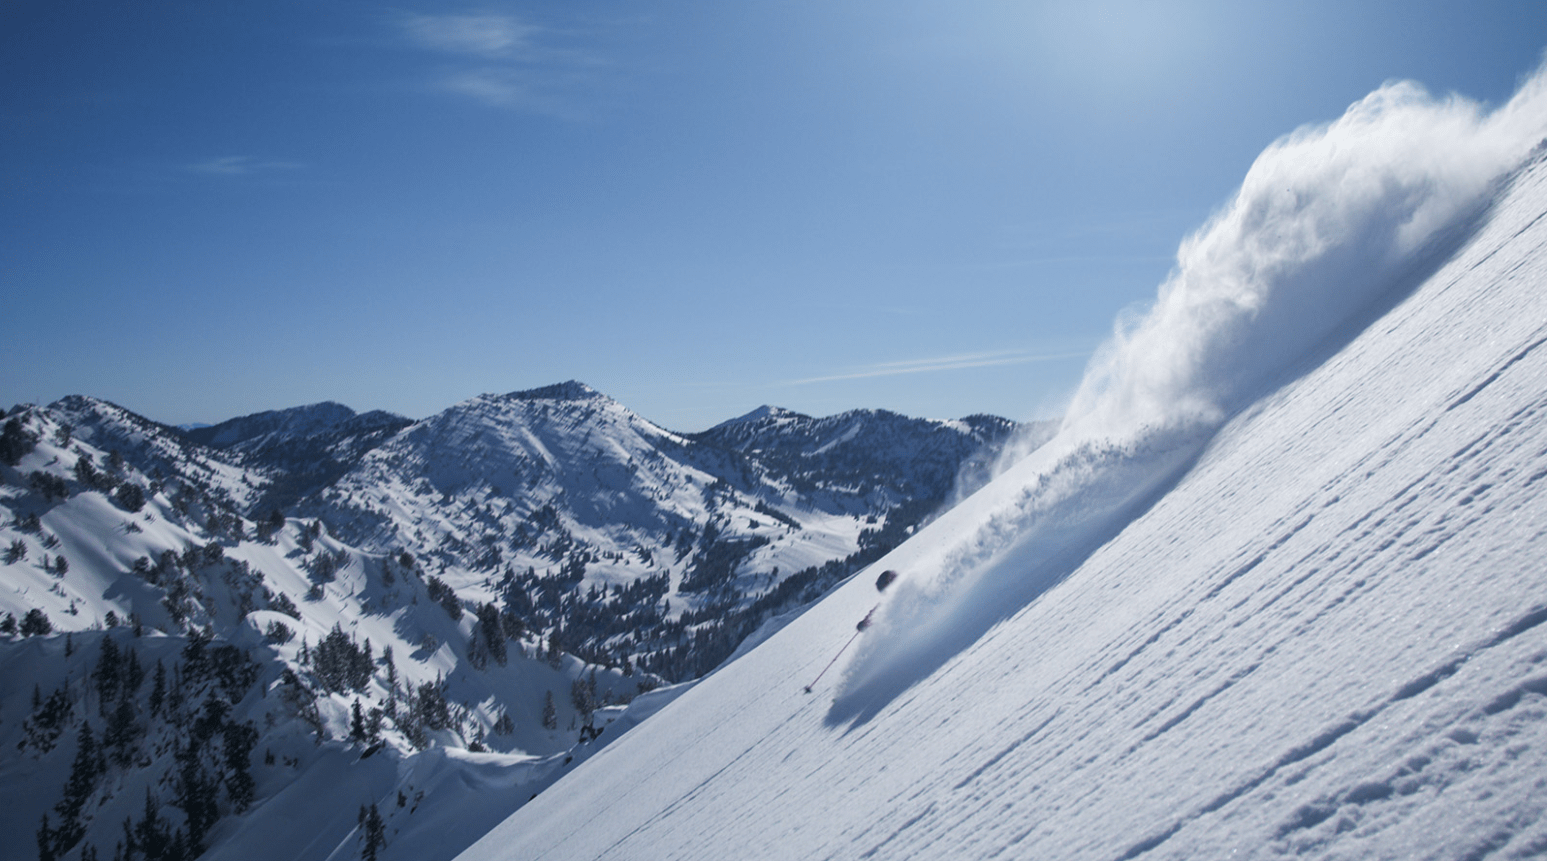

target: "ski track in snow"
[454,77,1547,861]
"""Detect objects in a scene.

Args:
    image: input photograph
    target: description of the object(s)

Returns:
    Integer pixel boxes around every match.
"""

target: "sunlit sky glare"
[3,2,1544,431]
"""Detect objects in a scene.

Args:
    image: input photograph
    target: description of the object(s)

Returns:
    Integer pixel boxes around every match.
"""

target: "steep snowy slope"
[458,73,1547,860]
[46,395,271,514]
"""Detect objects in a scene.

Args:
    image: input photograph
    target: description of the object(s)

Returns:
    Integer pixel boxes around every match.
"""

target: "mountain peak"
[505,381,602,402]
[715,405,806,428]
[183,401,359,449]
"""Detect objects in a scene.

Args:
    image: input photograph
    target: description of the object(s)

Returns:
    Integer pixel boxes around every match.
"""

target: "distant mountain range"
[0,383,1038,860]
[17,383,1034,680]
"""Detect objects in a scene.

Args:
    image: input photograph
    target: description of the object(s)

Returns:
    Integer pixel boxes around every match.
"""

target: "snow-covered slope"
[46,395,272,514]
[457,70,1547,860]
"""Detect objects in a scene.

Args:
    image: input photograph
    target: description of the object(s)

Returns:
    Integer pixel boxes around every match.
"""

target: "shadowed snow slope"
[457,75,1547,861]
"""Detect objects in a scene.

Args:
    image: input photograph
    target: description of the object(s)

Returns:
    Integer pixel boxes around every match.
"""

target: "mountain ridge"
[0,383,1015,861]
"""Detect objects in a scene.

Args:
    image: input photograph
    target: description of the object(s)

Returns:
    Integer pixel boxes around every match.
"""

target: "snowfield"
[457,70,1547,860]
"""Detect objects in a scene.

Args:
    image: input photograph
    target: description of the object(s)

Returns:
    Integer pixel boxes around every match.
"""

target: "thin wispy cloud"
[186,156,302,176]
[391,11,609,116]
[438,67,595,117]
[397,13,532,57]
[788,350,1091,385]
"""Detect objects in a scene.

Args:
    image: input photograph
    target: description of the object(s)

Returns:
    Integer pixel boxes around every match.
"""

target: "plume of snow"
[1066,64,1547,440]
[836,62,1547,718]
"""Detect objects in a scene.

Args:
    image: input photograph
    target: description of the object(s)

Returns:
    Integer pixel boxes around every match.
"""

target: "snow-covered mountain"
[0,381,1012,861]
[298,381,1021,679]
[13,55,1544,861]
[456,70,1547,860]
[183,402,412,513]
[0,398,644,861]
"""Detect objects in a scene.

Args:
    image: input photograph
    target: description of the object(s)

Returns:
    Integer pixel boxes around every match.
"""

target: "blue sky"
[3,2,1544,431]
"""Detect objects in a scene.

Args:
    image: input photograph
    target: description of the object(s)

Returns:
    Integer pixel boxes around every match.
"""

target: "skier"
[804,570,900,692]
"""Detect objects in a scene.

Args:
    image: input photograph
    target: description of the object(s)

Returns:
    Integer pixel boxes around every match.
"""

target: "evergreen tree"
[53,722,103,853]
[106,695,139,766]
[314,625,372,692]
[37,813,55,861]
[174,751,218,853]
[124,648,145,695]
[222,720,258,813]
[1,417,35,466]
[477,603,507,666]
[415,681,449,731]
[74,456,101,490]
[547,627,564,668]
[120,815,137,861]
[361,803,386,861]
[133,789,172,861]
[493,710,515,736]
[165,666,183,718]
[29,470,70,502]
[264,620,294,644]
[542,691,558,730]
[21,608,51,636]
[149,661,166,717]
[94,636,122,709]
[571,676,596,722]
[115,482,146,513]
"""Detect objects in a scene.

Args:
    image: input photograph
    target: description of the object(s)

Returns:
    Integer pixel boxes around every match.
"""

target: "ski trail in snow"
[831,424,1211,725]
[1116,598,1547,860]
[832,61,1547,721]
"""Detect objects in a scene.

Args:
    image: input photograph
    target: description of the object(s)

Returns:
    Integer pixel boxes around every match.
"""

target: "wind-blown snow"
[456,63,1547,861]
[1067,68,1547,437]
[844,62,1547,706]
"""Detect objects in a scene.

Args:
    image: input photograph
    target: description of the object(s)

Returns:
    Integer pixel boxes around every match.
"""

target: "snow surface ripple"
[839,61,1547,716]
[455,62,1547,861]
